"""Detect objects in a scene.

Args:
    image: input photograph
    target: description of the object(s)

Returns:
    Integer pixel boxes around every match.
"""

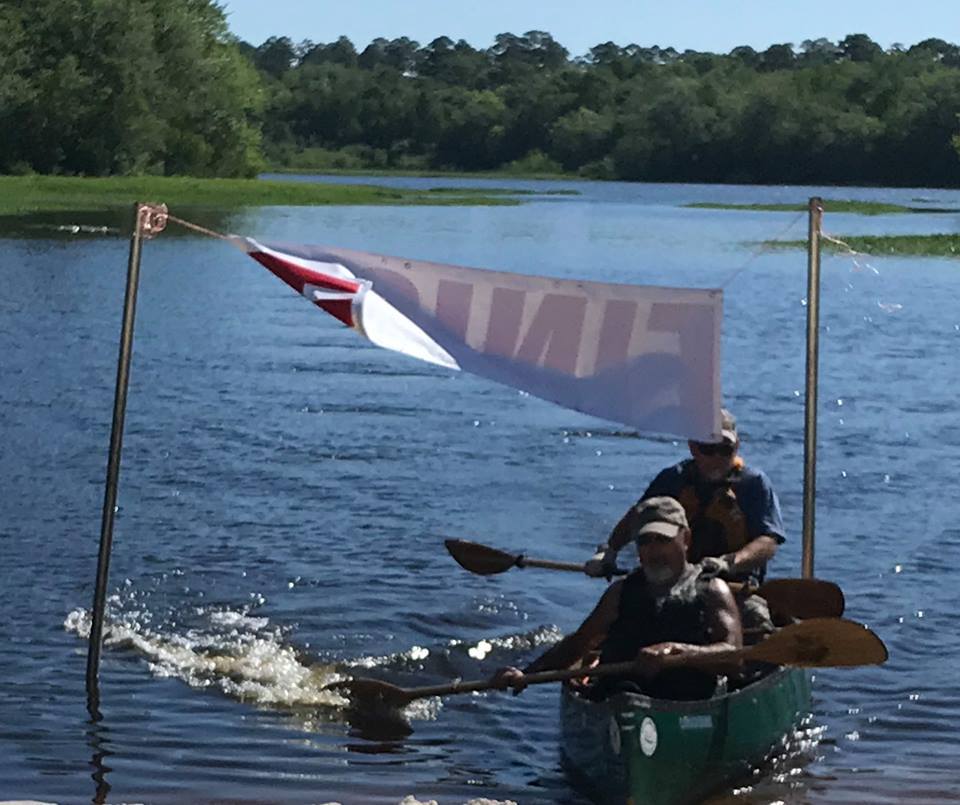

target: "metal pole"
[801,197,823,579]
[85,202,149,717]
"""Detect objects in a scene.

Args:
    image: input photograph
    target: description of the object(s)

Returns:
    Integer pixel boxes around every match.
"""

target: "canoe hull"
[560,667,812,805]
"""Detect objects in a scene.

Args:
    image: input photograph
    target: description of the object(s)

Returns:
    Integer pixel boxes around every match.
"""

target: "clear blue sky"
[220,0,958,56]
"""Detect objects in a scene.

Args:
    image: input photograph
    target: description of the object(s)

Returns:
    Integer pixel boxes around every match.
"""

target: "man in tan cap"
[493,497,742,700]
[585,409,785,635]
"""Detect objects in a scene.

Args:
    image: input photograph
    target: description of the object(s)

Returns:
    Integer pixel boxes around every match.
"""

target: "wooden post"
[86,202,165,717]
[802,198,823,579]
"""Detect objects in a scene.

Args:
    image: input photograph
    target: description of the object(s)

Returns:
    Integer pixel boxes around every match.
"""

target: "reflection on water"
[3,177,960,803]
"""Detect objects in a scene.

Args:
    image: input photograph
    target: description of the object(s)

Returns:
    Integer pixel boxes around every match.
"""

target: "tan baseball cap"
[633,496,689,540]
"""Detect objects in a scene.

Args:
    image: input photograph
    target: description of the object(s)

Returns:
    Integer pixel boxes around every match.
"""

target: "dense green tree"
[799,38,841,67]
[760,43,796,71]
[254,36,297,76]
[0,0,262,176]
[549,107,614,169]
[840,33,883,63]
[301,36,358,68]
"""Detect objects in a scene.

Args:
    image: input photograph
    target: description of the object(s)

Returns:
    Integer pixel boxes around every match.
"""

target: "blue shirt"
[640,459,786,585]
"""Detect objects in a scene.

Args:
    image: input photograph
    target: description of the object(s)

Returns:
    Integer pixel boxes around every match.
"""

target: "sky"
[219,0,959,56]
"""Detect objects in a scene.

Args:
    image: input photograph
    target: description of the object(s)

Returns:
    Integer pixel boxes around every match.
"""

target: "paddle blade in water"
[322,677,414,708]
[749,617,888,668]
[444,539,520,575]
[760,578,846,619]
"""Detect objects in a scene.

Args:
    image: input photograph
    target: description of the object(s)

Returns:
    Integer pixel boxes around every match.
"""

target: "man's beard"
[642,562,676,585]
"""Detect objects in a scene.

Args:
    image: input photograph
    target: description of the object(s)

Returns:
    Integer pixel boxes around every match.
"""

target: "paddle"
[325,617,887,708]
[444,538,845,618]
[444,537,626,576]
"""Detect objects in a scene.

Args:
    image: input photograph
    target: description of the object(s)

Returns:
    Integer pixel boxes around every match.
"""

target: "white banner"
[233,237,723,440]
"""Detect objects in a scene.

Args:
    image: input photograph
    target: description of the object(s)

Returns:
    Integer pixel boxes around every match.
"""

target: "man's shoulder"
[735,462,775,489]
[643,459,692,498]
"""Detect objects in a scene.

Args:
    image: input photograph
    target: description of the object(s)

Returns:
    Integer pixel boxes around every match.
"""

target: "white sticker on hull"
[639,717,658,757]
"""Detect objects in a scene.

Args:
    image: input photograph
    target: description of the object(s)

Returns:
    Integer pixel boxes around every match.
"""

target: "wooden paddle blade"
[322,678,414,708]
[759,578,845,619]
[444,539,521,575]
[748,617,888,668]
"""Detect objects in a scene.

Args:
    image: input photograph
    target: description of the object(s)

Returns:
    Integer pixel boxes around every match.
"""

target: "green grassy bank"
[0,175,523,216]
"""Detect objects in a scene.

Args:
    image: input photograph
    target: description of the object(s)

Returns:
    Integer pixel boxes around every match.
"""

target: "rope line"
[821,228,881,275]
[162,211,231,241]
[719,210,807,288]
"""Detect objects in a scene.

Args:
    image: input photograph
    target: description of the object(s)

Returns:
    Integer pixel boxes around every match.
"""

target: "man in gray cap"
[493,496,742,700]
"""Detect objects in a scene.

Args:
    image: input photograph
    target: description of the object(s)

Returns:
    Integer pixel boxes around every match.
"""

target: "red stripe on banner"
[314,299,355,327]
[249,251,361,294]
[249,250,360,326]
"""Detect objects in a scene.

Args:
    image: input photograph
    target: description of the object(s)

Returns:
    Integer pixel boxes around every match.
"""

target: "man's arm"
[705,470,785,579]
[492,581,623,690]
[605,508,638,554]
[723,534,779,577]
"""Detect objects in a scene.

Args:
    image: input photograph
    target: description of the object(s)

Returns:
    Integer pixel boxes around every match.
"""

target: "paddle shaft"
[519,557,607,572]
[396,660,643,700]
[388,641,777,702]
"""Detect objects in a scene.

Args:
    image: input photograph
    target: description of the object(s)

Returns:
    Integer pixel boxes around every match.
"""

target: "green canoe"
[560,667,812,804]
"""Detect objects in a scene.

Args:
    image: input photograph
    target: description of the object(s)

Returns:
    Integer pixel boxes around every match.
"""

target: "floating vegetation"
[688,200,960,215]
[762,233,960,257]
[425,186,579,197]
[0,175,520,216]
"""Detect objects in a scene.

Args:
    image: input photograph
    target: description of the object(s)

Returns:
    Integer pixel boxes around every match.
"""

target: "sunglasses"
[693,441,735,457]
[636,532,678,547]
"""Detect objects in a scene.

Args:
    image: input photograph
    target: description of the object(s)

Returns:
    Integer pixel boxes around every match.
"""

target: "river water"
[2,177,959,804]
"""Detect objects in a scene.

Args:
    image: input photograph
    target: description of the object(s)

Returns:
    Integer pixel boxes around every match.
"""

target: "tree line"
[4,0,960,186]
[248,32,960,185]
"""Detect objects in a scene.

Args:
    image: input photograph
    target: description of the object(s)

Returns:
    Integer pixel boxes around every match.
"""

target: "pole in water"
[85,202,167,718]
[802,197,823,580]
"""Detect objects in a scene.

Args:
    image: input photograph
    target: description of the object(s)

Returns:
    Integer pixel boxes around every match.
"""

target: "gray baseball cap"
[718,408,738,444]
[634,496,689,540]
[700,408,738,445]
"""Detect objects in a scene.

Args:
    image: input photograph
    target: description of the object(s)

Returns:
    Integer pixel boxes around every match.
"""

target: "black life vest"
[599,565,717,700]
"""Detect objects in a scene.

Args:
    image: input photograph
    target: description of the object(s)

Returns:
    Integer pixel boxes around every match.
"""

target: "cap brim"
[720,429,737,444]
[636,522,683,540]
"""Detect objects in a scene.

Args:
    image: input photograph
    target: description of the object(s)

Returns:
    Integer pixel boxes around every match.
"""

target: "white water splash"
[65,607,348,707]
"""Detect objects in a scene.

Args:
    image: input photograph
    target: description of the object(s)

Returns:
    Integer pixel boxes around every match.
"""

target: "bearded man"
[494,497,742,701]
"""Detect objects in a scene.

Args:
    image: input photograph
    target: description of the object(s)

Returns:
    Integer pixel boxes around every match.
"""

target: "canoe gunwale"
[567,664,803,714]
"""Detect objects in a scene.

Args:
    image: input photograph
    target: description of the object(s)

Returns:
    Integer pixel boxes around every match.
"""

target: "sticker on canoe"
[679,714,713,730]
[609,717,621,754]
[639,717,658,757]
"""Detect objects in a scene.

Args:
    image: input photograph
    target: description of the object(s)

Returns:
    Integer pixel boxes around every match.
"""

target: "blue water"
[2,179,959,803]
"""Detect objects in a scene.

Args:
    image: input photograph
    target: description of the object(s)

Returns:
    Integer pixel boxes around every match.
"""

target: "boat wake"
[63,602,561,733]
[64,604,352,709]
